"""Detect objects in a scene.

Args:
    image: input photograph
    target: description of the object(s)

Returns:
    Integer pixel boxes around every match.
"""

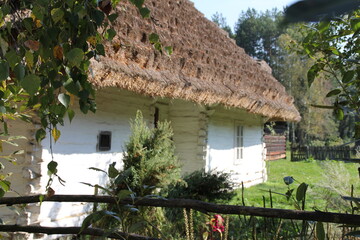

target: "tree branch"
[0,225,160,240]
[1,195,359,225]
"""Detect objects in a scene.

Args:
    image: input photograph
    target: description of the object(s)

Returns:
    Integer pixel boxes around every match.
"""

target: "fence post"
[306,145,309,160]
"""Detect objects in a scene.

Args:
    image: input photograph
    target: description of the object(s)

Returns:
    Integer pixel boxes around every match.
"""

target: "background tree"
[234,8,284,79]
[211,12,235,38]
[234,8,340,145]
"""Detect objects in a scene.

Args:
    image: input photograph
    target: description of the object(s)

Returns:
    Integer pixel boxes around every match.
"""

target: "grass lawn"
[231,159,360,212]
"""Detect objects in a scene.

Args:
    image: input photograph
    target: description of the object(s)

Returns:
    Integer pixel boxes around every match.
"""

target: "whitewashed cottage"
[1,0,300,236]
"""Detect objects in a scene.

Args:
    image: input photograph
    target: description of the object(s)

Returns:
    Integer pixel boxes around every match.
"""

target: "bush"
[166,169,235,202]
[96,110,181,236]
[120,110,181,196]
[164,169,235,238]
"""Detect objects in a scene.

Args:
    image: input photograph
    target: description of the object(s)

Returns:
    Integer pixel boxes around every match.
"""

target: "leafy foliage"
[301,10,360,142]
[0,0,172,193]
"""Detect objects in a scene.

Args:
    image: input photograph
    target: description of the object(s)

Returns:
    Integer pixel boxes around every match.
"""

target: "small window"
[98,131,111,151]
[234,125,244,164]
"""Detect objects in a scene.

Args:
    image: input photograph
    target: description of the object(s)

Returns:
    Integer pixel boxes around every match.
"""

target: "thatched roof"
[90,0,301,122]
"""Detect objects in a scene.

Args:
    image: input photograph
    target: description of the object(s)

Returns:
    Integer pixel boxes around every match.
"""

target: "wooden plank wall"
[264,135,286,161]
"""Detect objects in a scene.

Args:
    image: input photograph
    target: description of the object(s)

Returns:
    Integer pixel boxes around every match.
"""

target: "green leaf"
[23,18,33,32]
[5,50,20,69]
[350,18,360,32]
[0,188,4,198]
[149,33,159,44]
[330,47,340,56]
[0,180,10,192]
[51,8,64,23]
[296,182,308,201]
[64,78,80,95]
[342,71,355,83]
[130,0,144,9]
[68,108,75,122]
[80,210,116,233]
[25,51,34,68]
[108,13,118,23]
[39,195,45,204]
[65,48,84,67]
[335,108,344,120]
[0,61,9,81]
[47,161,58,174]
[307,63,323,86]
[96,44,105,56]
[88,167,107,174]
[32,5,44,21]
[21,74,40,96]
[106,28,116,41]
[14,63,25,81]
[139,7,150,18]
[35,128,46,142]
[117,189,133,200]
[58,93,70,108]
[316,222,325,240]
[317,21,330,33]
[164,46,173,55]
[108,162,119,178]
[91,9,105,26]
[326,89,341,97]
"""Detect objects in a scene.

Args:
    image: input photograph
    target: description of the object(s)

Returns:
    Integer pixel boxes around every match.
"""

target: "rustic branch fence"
[1,195,360,239]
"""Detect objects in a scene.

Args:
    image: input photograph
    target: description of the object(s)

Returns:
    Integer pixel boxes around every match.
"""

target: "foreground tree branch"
[1,195,359,225]
[0,225,160,240]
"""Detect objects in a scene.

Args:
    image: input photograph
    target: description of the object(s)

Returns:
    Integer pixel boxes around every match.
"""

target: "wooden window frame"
[98,131,111,151]
[234,124,244,164]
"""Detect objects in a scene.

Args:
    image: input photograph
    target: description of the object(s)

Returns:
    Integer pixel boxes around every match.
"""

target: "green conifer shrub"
[120,110,181,196]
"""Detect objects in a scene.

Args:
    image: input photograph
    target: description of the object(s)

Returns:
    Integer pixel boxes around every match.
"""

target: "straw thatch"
[90,0,301,122]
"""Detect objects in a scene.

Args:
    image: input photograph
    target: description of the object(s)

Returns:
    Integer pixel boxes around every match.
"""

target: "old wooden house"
[2,0,300,235]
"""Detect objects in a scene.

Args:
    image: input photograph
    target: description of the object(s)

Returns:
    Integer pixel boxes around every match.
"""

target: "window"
[98,131,111,151]
[154,107,159,128]
[234,125,244,164]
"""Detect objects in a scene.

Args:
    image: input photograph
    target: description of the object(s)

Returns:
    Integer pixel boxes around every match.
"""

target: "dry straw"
[90,0,301,122]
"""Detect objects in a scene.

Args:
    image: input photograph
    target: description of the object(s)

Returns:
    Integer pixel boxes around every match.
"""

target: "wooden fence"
[291,146,352,161]
[264,135,286,161]
[1,194,360,239]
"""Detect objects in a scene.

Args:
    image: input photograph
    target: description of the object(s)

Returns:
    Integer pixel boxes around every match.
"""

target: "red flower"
[210,214,225,232]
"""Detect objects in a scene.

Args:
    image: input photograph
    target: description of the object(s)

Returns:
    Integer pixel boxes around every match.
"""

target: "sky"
[191,0,298,30]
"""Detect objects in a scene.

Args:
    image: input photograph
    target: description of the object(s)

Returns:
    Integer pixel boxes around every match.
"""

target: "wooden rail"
[1,195,359,225]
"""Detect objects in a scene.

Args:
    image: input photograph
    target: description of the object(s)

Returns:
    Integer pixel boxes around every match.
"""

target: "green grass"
[231,159,360,212]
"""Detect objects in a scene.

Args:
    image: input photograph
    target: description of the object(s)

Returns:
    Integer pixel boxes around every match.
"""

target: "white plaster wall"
[207,107,266,187]
[36,91,208,230]
[38,88,155,230]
